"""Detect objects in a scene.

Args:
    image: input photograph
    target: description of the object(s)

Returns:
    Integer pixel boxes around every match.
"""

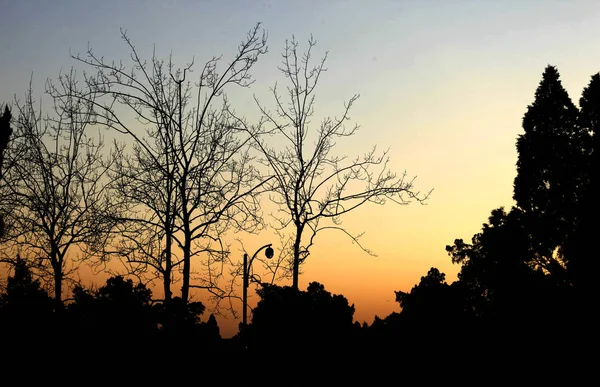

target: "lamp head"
[265,246,274,259]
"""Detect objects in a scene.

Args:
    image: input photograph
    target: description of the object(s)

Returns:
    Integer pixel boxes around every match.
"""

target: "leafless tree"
[0,73,116,302]
[246,36,431,289]
[96,134,180,302]
[67,23,271,306]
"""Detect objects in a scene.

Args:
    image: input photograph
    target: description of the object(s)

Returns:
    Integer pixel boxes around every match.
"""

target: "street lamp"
[242,243,274,328]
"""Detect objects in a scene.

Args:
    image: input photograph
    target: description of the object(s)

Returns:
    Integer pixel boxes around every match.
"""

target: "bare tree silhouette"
[66,23,271,306]
[240,35,431,289]
[0,73,115,303]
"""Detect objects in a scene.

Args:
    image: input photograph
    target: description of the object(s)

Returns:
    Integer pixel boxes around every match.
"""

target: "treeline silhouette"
[0,65,596,358]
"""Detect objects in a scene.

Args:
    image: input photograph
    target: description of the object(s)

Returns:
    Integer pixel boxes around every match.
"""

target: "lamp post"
[242,243,274,328]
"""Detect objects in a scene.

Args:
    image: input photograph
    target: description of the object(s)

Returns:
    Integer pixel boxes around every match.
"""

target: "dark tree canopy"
[67,276,157,339]
[564,72,599,291]
[437,65,595,338]
[63,275,218,347]
[445,208,570,325]
[579,73,600,137]
[0,256,55,341]
[513,65,589,262]
[0,256,53,312]
[395,267,462,323]
[248,281,355,352]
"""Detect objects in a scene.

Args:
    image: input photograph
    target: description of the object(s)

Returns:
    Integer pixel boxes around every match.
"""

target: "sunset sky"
[2,0,600,338]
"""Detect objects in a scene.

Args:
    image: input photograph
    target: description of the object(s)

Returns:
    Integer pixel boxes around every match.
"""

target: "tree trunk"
[163,265,172,302]
[292,225,303,290]
[51,255,63,303]
[181,226,191,304]
[163,215,173,301]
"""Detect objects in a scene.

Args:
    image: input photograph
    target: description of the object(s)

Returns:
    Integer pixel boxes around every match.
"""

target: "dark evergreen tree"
[0,105,12,237]
[201,313,220,339]
[579,73,600,138]
[429,66,594,354]
[196,313,222,349]
[513,65,588,270]
[0,256,52,309]
[0,105,11,179]
[0,256,54,340]
[564,73,599,291]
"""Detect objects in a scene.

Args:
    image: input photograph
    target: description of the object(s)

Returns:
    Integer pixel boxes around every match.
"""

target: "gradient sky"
[2,0,600,338]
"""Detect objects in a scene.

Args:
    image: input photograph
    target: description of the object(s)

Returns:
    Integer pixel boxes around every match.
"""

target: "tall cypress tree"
[579,73,600,171]
[0,105,12,237]
[0,105,11,179]
[564,73,599,288]
[574,72,596,208]
[513,65,584,263]
[0,256,52,308]
[580,73,600,130]
[0,256,54,337]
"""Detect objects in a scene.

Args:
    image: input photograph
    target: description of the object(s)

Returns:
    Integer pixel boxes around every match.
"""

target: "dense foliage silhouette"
[0,256,54,341]
[243,281,356,352]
